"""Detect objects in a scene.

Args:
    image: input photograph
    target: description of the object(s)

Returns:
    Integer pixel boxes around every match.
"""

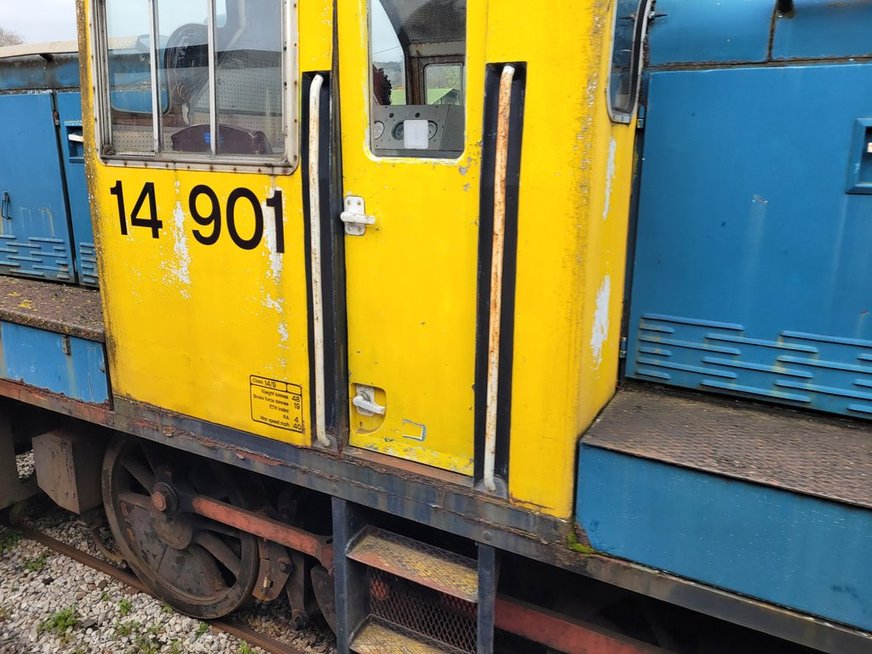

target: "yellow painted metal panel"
[336,1,488,474]
[488,0,637,517]
[78,0,334,446]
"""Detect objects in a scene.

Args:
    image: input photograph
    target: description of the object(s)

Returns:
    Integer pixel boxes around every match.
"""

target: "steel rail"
[14,523,308,654]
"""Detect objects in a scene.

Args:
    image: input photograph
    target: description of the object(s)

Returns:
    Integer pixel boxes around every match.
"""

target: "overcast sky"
[1,0,402,51]
[0,0,77,43]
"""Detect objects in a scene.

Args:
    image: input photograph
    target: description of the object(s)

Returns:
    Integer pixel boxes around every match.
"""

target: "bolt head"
[151,489,169,512]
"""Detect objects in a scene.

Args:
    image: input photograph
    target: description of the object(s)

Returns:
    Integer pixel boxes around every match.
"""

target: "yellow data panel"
[80,0,333,445]
[337,0,486,474]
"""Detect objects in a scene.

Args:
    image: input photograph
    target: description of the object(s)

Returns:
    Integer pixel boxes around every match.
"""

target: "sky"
[0,0,396,47]
[0,0,78,43]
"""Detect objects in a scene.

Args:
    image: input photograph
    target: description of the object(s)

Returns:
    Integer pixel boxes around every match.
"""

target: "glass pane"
[370,0,466,158]
[106,0,155,153]
[424,64,462,105]
[213,0,285,157]
[609,0,644,121]
[157,0,211,153]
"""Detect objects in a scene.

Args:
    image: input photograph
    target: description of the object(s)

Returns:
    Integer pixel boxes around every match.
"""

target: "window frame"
[367,0,468,161]
[90,0,298,173]
[607,0,653,125]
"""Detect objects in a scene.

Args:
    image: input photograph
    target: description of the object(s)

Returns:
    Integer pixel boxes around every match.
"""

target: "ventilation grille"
[369,569,476,654]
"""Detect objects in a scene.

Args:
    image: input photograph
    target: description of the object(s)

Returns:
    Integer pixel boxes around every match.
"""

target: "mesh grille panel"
[389,0,465,44]
[369,569,476,654]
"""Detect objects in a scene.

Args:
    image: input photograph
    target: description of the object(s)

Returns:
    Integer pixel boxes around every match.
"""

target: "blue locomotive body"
[580,0,872,639]
[0,45,95,286]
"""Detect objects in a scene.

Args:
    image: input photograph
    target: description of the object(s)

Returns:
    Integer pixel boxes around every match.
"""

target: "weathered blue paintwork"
[0,322,108,404]
[627,62,872,418]
[56,92,98,287]
[647,0,772,66]
[0,53,80,92]
[577,444,872,632]
[0,92,76,283]
[773,0,872,61]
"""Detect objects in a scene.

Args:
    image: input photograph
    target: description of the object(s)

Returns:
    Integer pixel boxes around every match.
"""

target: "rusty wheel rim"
[102,435,259,619]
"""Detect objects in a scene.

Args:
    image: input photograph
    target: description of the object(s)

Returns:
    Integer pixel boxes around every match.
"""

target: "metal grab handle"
[1,192,11,220]
[483,64,516,493]
[67,133,85,144]
[308,74,331,448]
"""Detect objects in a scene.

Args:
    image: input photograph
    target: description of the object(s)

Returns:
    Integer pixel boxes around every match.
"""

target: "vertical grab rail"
[308,74,331,448]
[147,0,161,154]
[484,64,516,493]
[206,0,219,157]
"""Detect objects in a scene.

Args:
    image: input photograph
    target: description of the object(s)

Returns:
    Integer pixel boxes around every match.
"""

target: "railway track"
[14,524,307,654]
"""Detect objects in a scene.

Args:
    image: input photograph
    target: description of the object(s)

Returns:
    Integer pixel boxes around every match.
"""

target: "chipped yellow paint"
[78,0,638,515]
[490,0,638,516]
[336,1,488,474]
[78,0,334,446]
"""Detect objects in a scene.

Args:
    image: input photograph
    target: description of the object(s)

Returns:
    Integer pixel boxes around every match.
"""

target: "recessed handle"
[1,191,11,220]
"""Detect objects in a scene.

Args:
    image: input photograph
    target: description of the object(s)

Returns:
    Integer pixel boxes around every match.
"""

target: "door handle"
[340,196,376,236]
[1,191,11,220]
[352,386,386,416]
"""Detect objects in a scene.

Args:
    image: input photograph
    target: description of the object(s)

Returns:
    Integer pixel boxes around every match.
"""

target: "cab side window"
[369,0,467,158]
[608,0,652,123]
[96,0,293,164]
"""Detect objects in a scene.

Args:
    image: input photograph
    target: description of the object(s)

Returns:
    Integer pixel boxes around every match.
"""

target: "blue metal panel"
[773,0,872,61]
[577,445,872,632]
[56,92,98,287]
[0,92,75,282]
[627,63,872,418]
[647,0,772,66]
[0,322,108,404]
[0,54,81,92]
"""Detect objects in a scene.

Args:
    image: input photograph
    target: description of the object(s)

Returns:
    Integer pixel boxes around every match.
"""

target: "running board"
[333,499,498,654]
[347,526,479,602]
[351,618,456,654]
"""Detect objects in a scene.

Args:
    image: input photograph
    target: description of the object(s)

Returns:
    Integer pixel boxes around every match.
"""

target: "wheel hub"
[102,436,261,619]
[152,511,194,550]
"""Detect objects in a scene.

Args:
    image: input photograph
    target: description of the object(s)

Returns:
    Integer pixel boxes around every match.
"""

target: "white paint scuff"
[590,275,612,368]
[602,137,617,221]
[165,201,191,298]
[262,184,284,283]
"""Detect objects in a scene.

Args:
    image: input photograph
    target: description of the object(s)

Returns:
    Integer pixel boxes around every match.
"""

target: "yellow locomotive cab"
[80,0,636,517]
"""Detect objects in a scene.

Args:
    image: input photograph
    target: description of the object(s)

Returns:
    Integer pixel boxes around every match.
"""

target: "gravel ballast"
[0,498,336,654]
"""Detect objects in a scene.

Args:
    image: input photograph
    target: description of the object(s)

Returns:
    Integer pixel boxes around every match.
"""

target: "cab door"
[337,0,486,474]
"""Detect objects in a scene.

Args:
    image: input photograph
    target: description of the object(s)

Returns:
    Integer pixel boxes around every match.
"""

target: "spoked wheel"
[102,435,260,618]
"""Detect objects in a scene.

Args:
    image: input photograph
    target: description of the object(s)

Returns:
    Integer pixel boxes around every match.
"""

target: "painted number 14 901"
[109,181,286,253]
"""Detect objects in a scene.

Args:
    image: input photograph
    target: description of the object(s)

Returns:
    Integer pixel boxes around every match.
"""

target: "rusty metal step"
[350,618,457,654]
[347,526,478,603]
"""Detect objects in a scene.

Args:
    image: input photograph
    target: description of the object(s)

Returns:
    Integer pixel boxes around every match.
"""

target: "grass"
[0,528,22,555]
[238,643,253,654]
[38,606,79,641]
[169,640,183,654]
[24,554,47,572]
[114,619,139,638]
[118,597,133,616]
[129,632,160,654]
[195,621,209,640]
